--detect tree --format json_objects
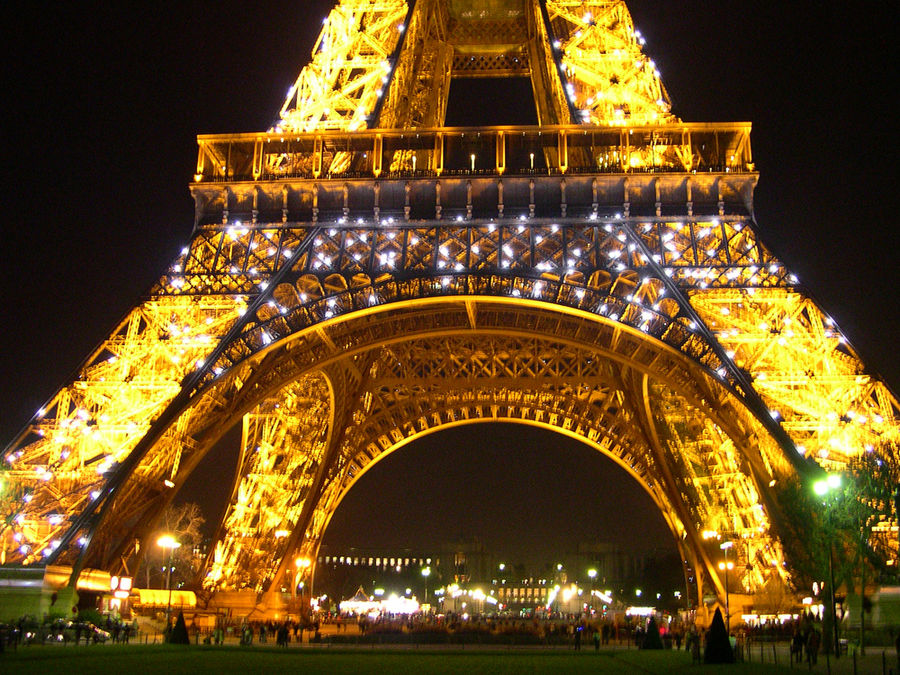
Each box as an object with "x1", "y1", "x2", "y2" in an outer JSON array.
[
  {"x1": 774, "y1": 444, "x2": 900, "y2": 656},
  {"x1": 169, "y1": 610, "x2": 190, "y2": 645},
  {"x1": 775, "y1": 445, "x2": 899, "y2": 595},
  {"x1": 773, "y1": 476, "x2": 829, "y2": 593},
  {"x1": 640, "y1": 616, "x2": 663, "y2": 649},
  {"x1": 754, "y1": 575, "x2": 792, "y2": 617},
  {"x1": 703, "y1": 607, "x2": 734, "y2": 664},
  {"x1": 136, "y1": 502, "x2": 206, "y2": 589}
]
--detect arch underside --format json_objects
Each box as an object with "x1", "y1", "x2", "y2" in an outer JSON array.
[
  {"x1": 76, "y1": 299, "x2": 793, "y2": 605},
  {"x1": 4, "y1": 218, "x2": 896, "y2": 603},
  {"x1": 3, "y1": 0, "x2": 898, "y2": 622},
  {"x1": 207, "y1": 326, "x2": 786, "y2": 602}
]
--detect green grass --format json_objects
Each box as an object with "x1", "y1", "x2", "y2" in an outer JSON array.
[{"x1": 1, "y1": 644, "x2": 794, "y2": 674}]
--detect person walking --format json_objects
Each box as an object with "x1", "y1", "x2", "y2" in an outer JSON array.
[{"x1": 807, "y1": 628, "x2": 820, "y2": 666}]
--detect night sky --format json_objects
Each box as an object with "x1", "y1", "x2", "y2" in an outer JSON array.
[{"x1": 5, "y1": 2, "x2": 897, "y2": 565}]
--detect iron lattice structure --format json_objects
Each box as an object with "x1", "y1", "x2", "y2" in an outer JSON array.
[{"x1": 2, "y1": 0, "x2": 897, "y2": 613}]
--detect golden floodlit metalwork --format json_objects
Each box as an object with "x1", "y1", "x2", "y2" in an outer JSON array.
[{"x1": 2, "y1": 0, "x2": 897, "y2": 619}]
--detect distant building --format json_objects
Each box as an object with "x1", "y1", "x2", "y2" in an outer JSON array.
[{"x1": 316, "y1": 539, "x2": 677, "y2": 612}]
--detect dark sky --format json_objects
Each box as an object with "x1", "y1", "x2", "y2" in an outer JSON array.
[{"x1": 4, "y1": 2, "x2": 897, "y2": 563}]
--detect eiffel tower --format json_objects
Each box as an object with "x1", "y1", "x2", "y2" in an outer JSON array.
[{"x1": 2, "y1": 0, "x2": 897, "y2": 619}]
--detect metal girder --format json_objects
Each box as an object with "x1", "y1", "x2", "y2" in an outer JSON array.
[
  {"x1": 4, "y1": 210, "x2": 896, "y2": 584},
  {"x1": 196, "y1": 326, "x2": 787, "y2": 596},
  {"x1": 2, "y1": 0, "x2": 897, "y2": 619},
  {"x1": 544, "y1": 1, "x2": 675, "y2": 125},
  {"x1": 277, "y1": 1, "x2": 410, "y2": 133},
  {"x1": 276, "y1": 0, "x2": 674, "y2": 131}
]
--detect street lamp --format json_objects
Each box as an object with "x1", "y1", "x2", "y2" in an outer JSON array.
[
  {"x1": 295, "y1": 556, "x2": 311, "y2": 600},
  {"x1": 588, "y1": 569, "x2": 597, "y2": 613},
  {"x1": 156, "y1": 534, "x2": 181, "y2": 637},
  {"x1": 421, "y1": 566, "x2": 431, "y2": 609},
  {"x1": 814, "y1": 473, "x2": 842, "y2": 659},
  {"x1": 719, "y1": 541, "x2": 734, "y2": 633}
]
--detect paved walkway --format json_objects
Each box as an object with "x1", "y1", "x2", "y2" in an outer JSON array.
[{"x1": 740, "y1": 640, "x2": 898, "y2": 675}]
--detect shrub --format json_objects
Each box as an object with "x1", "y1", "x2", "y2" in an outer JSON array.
[
  {"x1": 704, "y1": 608, "x2": 734, "y2": 664},
  {"x1": 169, "y1": 611, "x2": 190, "y2": 645}
]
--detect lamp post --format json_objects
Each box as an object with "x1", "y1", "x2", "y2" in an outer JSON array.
[
  {"x1": 156, "y1": 534, "x2": 181, "y2": 637},
  {"x1": 421, "y1": 566, "x2": 431, "y2": 610},
  {"x1": 893, "y1": 487, "x2": 900, "y2": 562},
  {"x1": 295, "y1": 556, "x2": 311, "y2": 598},
  {"x1": 588, "y1": 569, "x2": 597, "y2": 612},
  {"x1": 718, "y1": 541, "x2": 734, "y2": 633},
  {"x1": 814, "y1": 473, "x2": 843, "y2": 659}
]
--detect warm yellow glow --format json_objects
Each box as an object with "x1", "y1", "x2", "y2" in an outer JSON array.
[
  {"x1": 3, "y1": 0, "x2": 897, "y2": 615},
  {"x1": 1, "y1": 296, "x2": 243, "y2": 565},
  {"x1": 157, "y1": 535, "x2": 181, "y2": 550},
  {"x1": 277, "y1": 1, "x2": 407, "y2": 133},
  {"x1": 132, "y1": 588, "x2": 196, "y2": 607}
]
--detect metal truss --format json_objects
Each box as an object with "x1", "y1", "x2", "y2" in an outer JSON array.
[
  {"x1": 3, "y1": 210, "x2": 896, "y2": 599},
  {"x1": 277, "y1": 0, "x2": 409, "y2": 133},
  {"x1": 690, "y1": 291, "x2": 898, "y2": 465},
  {"x1": 0, "y1": 297, "x2": 245, "y2": 565},
  {"x1": 275, "y1": 0, "x2": 675, "y2": 132},
  {"x1": 1, "y1": 0, "x2": 897, "y2": 619},
  {"x1": 377, "y1": 0, "x2": 453, "y2": 130},
  {"x1": 205, "y1": 374, "x2": 331, "y2": 591},
  {"x1": 545, "y1": 1, "x2": 675, "y2": 125}
]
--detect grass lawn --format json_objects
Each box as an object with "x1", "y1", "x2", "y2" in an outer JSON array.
[{"x1": 2, "y1": 644, "x2": 794, "y2": 673}]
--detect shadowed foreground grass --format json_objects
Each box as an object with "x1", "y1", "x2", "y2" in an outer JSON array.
[{"x1": 2, "y1": 644, "x2": 794, "y2": 674}]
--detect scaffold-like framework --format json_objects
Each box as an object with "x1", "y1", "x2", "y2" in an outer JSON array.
[{"x1": 2, "y1": 0, "x2": 897, "y2": 616}]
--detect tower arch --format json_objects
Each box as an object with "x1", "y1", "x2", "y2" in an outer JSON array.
[
  {"x1": 66, "y1": 296, "x2": 790, "y2": 611},
  {"x1": 2, "y1": 1, "x2": 897, "y2": 622}
]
